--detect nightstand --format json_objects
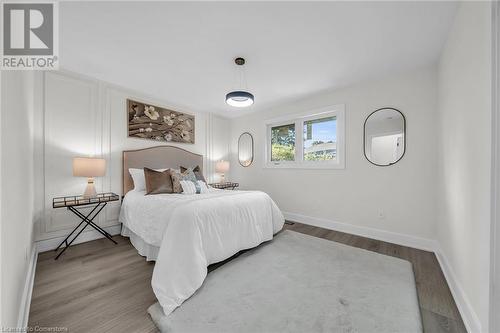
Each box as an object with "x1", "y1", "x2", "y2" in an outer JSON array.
[
  {"x1": 52, "y1": 192, "x2": 119, "y2": 260},
  {"x1": 209, "y1": 182, "x2": 239, "y2": 190}
]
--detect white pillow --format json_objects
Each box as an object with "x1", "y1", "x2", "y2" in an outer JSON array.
[
  {"x1": 129, "y1": 168, "x2": 167, "y2": 192},
  {"x1": 198, "y1": 180, "x2": 210, "y2": 194},
  {"x1": 180, "y1": 180, "x2": 197, "y2": 195}
]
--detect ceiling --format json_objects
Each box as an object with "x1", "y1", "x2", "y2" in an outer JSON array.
[{"x1": 60, "y1": 1, "x2": 457, "y2": 118}]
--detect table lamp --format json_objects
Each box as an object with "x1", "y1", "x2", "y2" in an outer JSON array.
[
  {"x1": 73, "y1": 157, "x2": 106, "y2": 198},
  {"x1": 215, "y1": 160, "x2": 230, "y2": 183}
]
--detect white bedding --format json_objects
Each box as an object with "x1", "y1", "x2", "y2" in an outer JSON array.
[{"x1": 119, "y1": 189, "x2": 284, "y2": 316}]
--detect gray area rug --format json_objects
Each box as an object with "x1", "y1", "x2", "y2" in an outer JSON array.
[{"x1": 148, "y1": 230, "x2": 422, "y2": 333}]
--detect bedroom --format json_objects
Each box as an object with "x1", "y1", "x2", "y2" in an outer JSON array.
[{"x1": 0, "y1": 1, "x2": 498, "y2": 333}]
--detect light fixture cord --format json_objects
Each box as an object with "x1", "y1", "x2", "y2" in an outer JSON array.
[
  {"x1": 239, "y1": 65, "x2": 243, "y2": 89},
  {"x1": 243, "y1": 63, "x2": 248, "y2": 90},
  {"x1": 232, "y1": 58, "x2": 249, "y2": 91},
  {"x1": 232, "y1": 61, "x2": 241, "y2": 90}
]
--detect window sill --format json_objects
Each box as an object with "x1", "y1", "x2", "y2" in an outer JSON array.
[{"x1": 264, "y1": 163, "x2": 345, "y2": 170}]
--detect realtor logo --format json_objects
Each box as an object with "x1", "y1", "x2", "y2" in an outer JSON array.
[{"x1": 1, "y1": 2, "x2": 58, "y2": 70}]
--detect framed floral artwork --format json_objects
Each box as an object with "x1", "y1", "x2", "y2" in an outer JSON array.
[{"x1": 127, "y1": 99, "x2": 195, "y2": 144}]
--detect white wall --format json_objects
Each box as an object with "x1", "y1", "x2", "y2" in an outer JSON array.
[
  {"x1": 230, "y1": 67, "x2": 438, "y2": 244},
  {"x1": 437, "y1": 2, "x2": 492, "y2": 332},
  {"x1": 1, "y1": 71, "x2": 36, "y2": 328},
  {"x1": 35, "y1": 71, "x2": 229, "y2": 242},
  {"x1": 0, "y1": 69, "x2": 2, "y2": 331},
  {"x1": 492, "y1": 4, "x2": 500, "y2": 332}
]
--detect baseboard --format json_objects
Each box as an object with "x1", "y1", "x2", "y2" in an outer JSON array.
[
  {"x1": 434, "y1": 246, "x2": 481, "y2": 333},
  {"x1": 35, "y1": 224, "x2": 122, "y2": 253},
  {"x1": 17, "y1": 247, "x2": 37, "y2": 329},
  {"x1": 283, "y1": 212, "x2": 437, "y2": 252}
]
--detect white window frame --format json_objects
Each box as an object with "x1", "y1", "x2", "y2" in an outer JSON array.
[{"x1": 264, "y1": 105, "x2": 345, "y2": 169}]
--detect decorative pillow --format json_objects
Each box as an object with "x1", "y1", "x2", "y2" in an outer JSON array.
[
  {"x1": 169, "y1": 169, "x2": 191, "y2": 193},
  {"x1": 129, "y1": 168, "x2": 167, "y2": 191},
  {"x1": 185, "y1": 169, "x2": 202, "y2": 193},
  {"x1": 197, "y1": 180, "x2": 210, "y2": 194},
  {"x1": 180, "y1": 165, "x2": 206, "y2": 183},
  {"x1": 144, "y1": 168, "x2": 173, "y2": 195},
  {"x1": 182, "y1": 168, "x2": 196, "y2": 182},
  {"x1": 180, "y1": 180, "x2": 197, "y2": 195}
]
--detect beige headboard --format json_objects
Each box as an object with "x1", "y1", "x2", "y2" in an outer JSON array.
[{"x1": 122, "y1": 145, "x2": 203, "y2": 195}]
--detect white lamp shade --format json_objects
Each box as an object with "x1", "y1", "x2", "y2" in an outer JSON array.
[
  {"x1": 73, "y1": 157, "x2": 106, "y2": 177},
  {"x1": 215, "y1": 160, "x2": 230, "y2": 173}
]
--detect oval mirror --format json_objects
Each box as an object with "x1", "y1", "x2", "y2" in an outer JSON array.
[
  {"x1": 238, "y1": 132, "x2": 254, "y2": 167},
  {"x1": 364, "y1": 108, "x2": 406, "y2": 166}
]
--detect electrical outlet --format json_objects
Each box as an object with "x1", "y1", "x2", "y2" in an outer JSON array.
[{"x1": 378, "y1": 209, "x2": 385, "y2": 219}]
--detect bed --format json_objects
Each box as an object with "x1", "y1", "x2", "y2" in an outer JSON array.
[{"x1": 118, "y1": 146, "x2": 285, "y2": 316}]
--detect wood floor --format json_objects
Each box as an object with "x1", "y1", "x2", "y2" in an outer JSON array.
[{"x1": 29, "y1": 222, "x2": 466, "y2": 333}]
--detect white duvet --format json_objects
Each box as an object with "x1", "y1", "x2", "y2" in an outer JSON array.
[{"x1": 119, "y1": 189, "x2": 284, "y2": 316}]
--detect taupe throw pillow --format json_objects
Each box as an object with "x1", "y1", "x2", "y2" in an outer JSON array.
[
  {"x1": 144, "y1": 168, "x2": 173, "y2": 195},
  {"x1": 180, "y1": 165, "x2": 206, "y2": 183},
  {"x1": 169, "y1": 169, "x2": 190, "y2": 193}
]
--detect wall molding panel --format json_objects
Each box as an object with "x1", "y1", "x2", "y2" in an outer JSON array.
[
  {"x1": 43, "y1": 72, "x2": 101, "y2": 234},
  {"x1": 35, "y1": 70, "x2": 228, "y2": 242}
]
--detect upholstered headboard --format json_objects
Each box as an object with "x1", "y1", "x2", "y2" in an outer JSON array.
[{"x1": 122, "y1": 146, "x2": 203, "y2": 195}]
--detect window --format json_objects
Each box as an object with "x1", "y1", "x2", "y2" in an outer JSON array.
[
  {"x1": 303, "y1": 116, "x2": 336, "y2": 161},
  {"x1": 265, "y1": 105, "x2": 345, "y2": 169},
  {"x1": 271, "y1": 123, "x2": 295, "y2": 162}
]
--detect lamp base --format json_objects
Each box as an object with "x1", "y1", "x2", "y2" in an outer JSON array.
[
  {"x1": 83, "y1": 178, "x2": 97, "y2": 198},
  {"x1": 219, "y1": 174, "x2": 225, "y2": 184}
]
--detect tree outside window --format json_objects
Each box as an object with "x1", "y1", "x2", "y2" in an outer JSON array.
[{"x1": 271, "y1": 124, "x2": 295, "y2": 161}]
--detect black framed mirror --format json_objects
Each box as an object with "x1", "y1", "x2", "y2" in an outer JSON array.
[
  {"x1": 238, "y1": 132, "x2": 254, "y2": 167},
  {"x1": 364, "y1": 108, "x2": 406, "y2": 166}
]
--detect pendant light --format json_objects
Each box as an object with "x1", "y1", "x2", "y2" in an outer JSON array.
[{"x1": 226, "y1": 57, "x2": 254, "y2": 107}]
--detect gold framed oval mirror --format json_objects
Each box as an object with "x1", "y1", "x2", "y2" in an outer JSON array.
[{"x1": 238, "y1": 132, "x2": 254, "y2": 167}]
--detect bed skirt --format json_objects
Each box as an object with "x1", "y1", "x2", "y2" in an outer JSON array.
[{"x1": 121, "y1": 225, "x2": 160, "y2": 261}]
